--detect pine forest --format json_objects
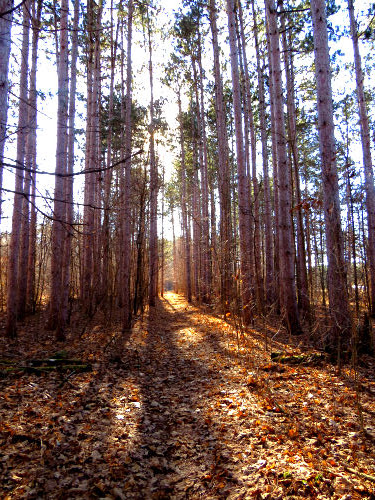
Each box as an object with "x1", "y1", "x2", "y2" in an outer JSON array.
[{"x1": 1, "y1": 0, "x2": 375, "y2": 497}]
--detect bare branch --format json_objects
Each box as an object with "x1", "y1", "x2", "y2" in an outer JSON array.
[
  {"x1": 0, "y1": 0, "x2": 27, "y2": 18},
  {"x1": 2, "y1": 149, "x2": 143, "y2": 178}
]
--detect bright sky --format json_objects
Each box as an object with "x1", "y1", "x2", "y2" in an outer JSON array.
[{"x1": 1, "y1": 0, "x2": 374, "y2": 237}]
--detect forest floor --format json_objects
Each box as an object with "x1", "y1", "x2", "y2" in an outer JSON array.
[{"x1": 1, "y1": 292, "x2": 375, "y2": 499}]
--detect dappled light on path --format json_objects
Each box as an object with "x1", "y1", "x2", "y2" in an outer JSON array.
[{"x1": 1, "y1": 293, "x2": 375, "y2": 498}]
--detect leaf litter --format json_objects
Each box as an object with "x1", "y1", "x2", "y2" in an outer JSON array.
[{"x1": 0, "y1": 292, "x2": 375, "y2": 499}]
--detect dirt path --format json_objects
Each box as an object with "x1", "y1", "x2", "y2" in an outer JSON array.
[{"x1": 1, "y1": 293, "x2": 375, "y2": 499}]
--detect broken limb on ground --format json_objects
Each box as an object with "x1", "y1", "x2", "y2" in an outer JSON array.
[{"x1": 1, "y1": 292, "x2": 375, "y2": 499}]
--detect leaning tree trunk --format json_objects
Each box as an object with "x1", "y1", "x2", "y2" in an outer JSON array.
[
  {"x1": 265, "y1": 0, "x2": 302, "y2": 335},
  {"x1": 0, "y1": 0, "x2": 13, "y2": 225},
  {"x1": 6, "y1": 2, "x2": 30, "y2": 338},
  {"x1": 310, "y1": 0, "x2": 351, "y2": 353},
  {"x1": 347, "y1": 0, "x2": 375, "y2": 317}
]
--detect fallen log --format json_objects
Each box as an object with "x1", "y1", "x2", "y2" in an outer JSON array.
[
  {"x1": 271, "y1": 352, "x2": 327, "y2": 365},
  {"x1": 0, "y1": 359, "x2": 92, "y2": 378}
]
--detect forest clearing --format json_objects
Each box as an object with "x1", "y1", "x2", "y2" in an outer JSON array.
[{"x1": 1, "y1": 292, "x2": 375, "y2": 499}]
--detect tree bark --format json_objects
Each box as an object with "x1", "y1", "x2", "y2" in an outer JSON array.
[
  {"x1": 47, "y1": 0, "x2": 69, "y2": 338},
  {"x1": 82, "y1": 0, "x2": 102, "y2": 316},
  {"x1": 196, "y1": 24, "x2": 211, "y2": 303},
  {"x1": 226, "y1": 0, "x2": 253, "y2": 324},
  {"x1": 347, "y1": 0, "x2": 375, "y2": 317},
  {"x1": 0, "y1": 0, "x2": 13, "y2": 225},
  {"x1": 122, "y1": 0, "x2": 133, "y2": 330},
  {"x1": 60, "y1": 0, "x2": 79, "y2": 331},
  {"x1": 265, "y1": 0, "x2": 301, "y2": 334},
  {"x1": 18, "y1": 0, "x2": 42, "y2": 320},
  {"x1": 102, "y1": 0, "x2": 119, "y2": 306},
  {"x1": 237, "y1": 0, "x2": 263, "y2": 314},
  {"x1": 6, "y1": 2, "x2": 30, "y2": 337},
  {"x1": 208, "y1": 0, "x2": 232, "y2": 314},
  {"x1": 147, "y1": 5, "x2": 158, "y2": 308},
  {"x1": 280, "y1": 4, "x2": 310, "y2": 321},
  {"x1": 252, "y1": 0, "x2": 275, "y2": 307},
  {"x1": 310, "y1": 0, "x2": 351, "y2": 352},
  {"x1": 178, "y1": 88, "x2": 192, "y2": 303}
]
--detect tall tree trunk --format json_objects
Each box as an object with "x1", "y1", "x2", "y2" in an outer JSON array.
[
  {"x1": 82, "y1": 0, "x2": 94, "y2": 312},
  {"x1": 310, "y1": 0, "x2": 351, "y2": 352},
  {"x1": 266, "y1": 10, "x2": 280, "y2": 312},
  {"x1": 117, "y1": 18, "x2": 126, "y2": 308},
  {"x1": 122, "y1": 0, "x2": 133, "y2": 330},
  {"x1": 147, "y1": 5, "x2": 158, "y2": 308},
  {"x1": 346, "y1": 168, "x2": 360, "y2": 316},
  {"x1": 47, "y1": 0, "x2": 69, "y2": 338},
  {"x1": 191, "y1": 122, "x2": 201, "y2": 302},
  {"x1": 82, "y1": 0, "x2": 102, "y2": 316},
  {"x1": 237, "y1": 0, "x2": 263, "y2": 313},
  {"x1": 347, "y1": 0, "x2": 375, "y2": 317},
  {"x1": 18, "y1": 0, "x2": 42, "y2": 320},
  {"x1": 226, "y1": 0, "x2": 253, "y2": 324},
  {"x1": 178, "y1": 88, "x2": 192, "y2": 303},
  {"x1": 25, "y1": 0, "x2": 42, "y2": 315},
  {"x1": 280, "y1": 5, "x2": 310, "y2": 321},
  {"x1": 265, "y1": 0, "x2": 301, "y2": 334},
  {"x1": 171, "y1": 206, "x2": 177, "y2": 293},
  {"x1": 252, "y1": 0, "x2": 275, "y2": 306},
  {"x1": 0, "y1": 0, "x2": 13, "y2": 225},
  {"x1": 60, "y1": 0, "x2": 79, "y2": 330},
  {"x1": 209, "y1": 0, "x2": 232, "y2": 314},
  {"x1": 196, "y1": 26, "x2": 211, "y2": 303},
  {"x1": 102, "y1": 0, "x2": 119, "y2": 306},
  {"x1": 6, "y1": 2, "x2": 30, "y2": 337},
  {"x1": 210, "y1": 174, "x2": 217, "y2": 292},
  {"x1": 160, "y1": 165, "x2": 165, "y2": 297}
]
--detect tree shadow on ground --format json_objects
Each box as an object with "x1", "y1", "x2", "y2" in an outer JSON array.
[{"x1": 119, "y1": 295, "x2": 241, "y2": 498}]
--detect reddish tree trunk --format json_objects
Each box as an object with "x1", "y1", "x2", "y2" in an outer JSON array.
[
  {"x1": 252, "y1": 0, "x2": 275, "y2": 306},
  {"x1": 347, "y1": 0, "x2": 375, "y2": 317},
  {"x1": 18, "y1": 0, "x2": 42, "y2": 319},
  {"x1": 280, "y1": 5, "x2": 310, "y2": 320},
  {"x1": 122, "y1": 0, "x2": 133, "y2": 330},
  {"x1": 6, "y1": 3, "x2": 30, "y2": 337},
  {"x1": 178, "y1": 89, "x2": 192, "y2": 303},
  {"x1": 0, "y1": 0, "x2": 13, "y2": 225},
  {"x1": 226, "y1": 0, "x2": 253, "y2": 324},
  {"x1": 196, "y1": 29, "x2": 211, "y2": 303},
  {"x1": 147, "y1": 5, "x2": 158, "y2": 308},
  {"x1": 60, "y1": 0, "x2": 79, "y2": 330},
  {"x1": 237, "y1": 0, "x2": 263, "y2": 313},
  {"x1": 47, "y1": 0, "x2": 69, "y2": 338},
  {"x1": 310, "y1": 0, "x2": 351, "y2": 351},
  {"x1": 265, "y1": 0, "x2": 301, "y2": 334},
  {"x1": 209, "y1": 0, "x2": 232, "y2": 314}
]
